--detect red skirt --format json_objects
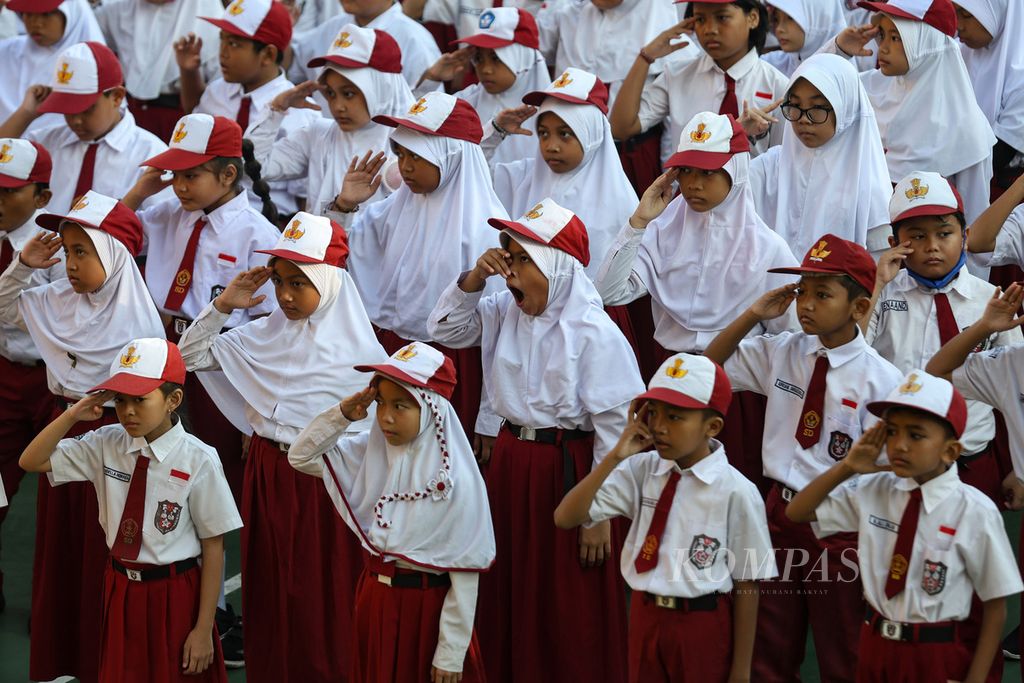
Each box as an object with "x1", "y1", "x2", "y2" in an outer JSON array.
[
  {"x1": 127, "y1": 95, "x2": 185, "y2": 143},
  {"x1": 616, "y1": 124, "x2": 665, "y2": 197},
  {"x1": 29, "y1": 401, "x2": 118, "y2": 683},
  {"x1": 351, "y1": 566, "x2": 487, "y2": 682},
  {"x1": 241, "y1": 434, "x2": 364, "y2": 682},
  {"x1": 100, "y1": 560, "x2": 228, "y2": 683},
  {"x1": 477, "y1": 429, "x2": 628, "y2": 683}
]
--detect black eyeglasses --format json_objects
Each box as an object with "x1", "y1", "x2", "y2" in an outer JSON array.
[{"x1": 780, "y1": 104, "x2": 834, "y2": 124}]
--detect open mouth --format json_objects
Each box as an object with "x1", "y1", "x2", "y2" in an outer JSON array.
[{"x1": 508, "y1": 285, "x2": 525, "y2": 303}]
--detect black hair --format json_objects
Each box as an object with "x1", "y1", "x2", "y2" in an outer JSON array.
[
  {"x1": 158, "y1": 381, "x2": 184, "y2": 398},
  {"x1": 891, "y1": 212, "x2": 967, "y2": 240},
  {"x1": 207, "y1": 142, "x2": 279, "y2": 224},
  {"x1": 251, "y1": 39, "x2": 285, "y2": 66},
  {"x1": 33, "y1": 182, "x2": 50, "y2": 193},
  {"x1": 684, "y1": 0, "x2": 770, "y2": 53},
  {"x1": 835, "y1": 273, "x2": 871, "y2": 301},
  {"x1": 701, "y1": 408, "x2": 725, "y2": 422},
  {"x1": 885, "y1": 406, "x2": 958, "y2": 441}
]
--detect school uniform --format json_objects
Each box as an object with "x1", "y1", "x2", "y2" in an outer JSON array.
[
  {"x1": 179, "y1": 213, "x2": 387, "y2": 683},
  {"x1": 975, "y1": 205, "x2": 1024, "y2": 268},
  {"x1": 760, "y1": 0, "x2": 848, "y2": 77},
  {"x1": 424, "y1": 0, "x2": 545, "y2": 38}
]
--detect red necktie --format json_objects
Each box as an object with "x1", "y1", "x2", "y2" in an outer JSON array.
[
  {"x1": 0, "y1": 238, "x2": 13, "y2": 273},
  {"x1": 110, "y1": 455, "x2": 150, "y2": 560},
  {"x1": 885, "y1": 488, "x2": 922, "y2": 598},
  {"x1": 236, "y1": 95, "x2": 252, "y2": 132},
  {"x1": 933, "y1": 293, "x2": 960, "y2": 346},
  {"x1": 796, "y1": 354, "x2": 829, "y2": 449},
  {"x1": 163, "y1": 218, "x2": 206, "y2": 312},
  {"x1": 634, "y1": 470, "x2": 681, "y2": 573},
  {"x1": 73, "y1": 143, "x2": 98, "y2": 203},
  {"x1": 718, "y1": 73, "x2": 739, "y2": 119}
]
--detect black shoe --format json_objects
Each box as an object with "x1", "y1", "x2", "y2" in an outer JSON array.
[
  {"x1": 1003, "y1": 625, "x2": 1020, "y2": 660},
  {"x1": 217, "y1": 605, "x2": 245, "y2": 669}
]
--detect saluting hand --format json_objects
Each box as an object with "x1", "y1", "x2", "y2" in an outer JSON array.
[
  {"x1": 642, "y1": 18, "x2": 693, "y2": 61},
  {"x1": 978, "y1": 282, "x2": 1024, "y2": 334},
  {"x1": 493, "y1": 104, "x2": 538, "y2": 137},
  {"x1": 610, "y1": 400, "x2": 654, "y2": 462},
  {"x1": 18, "y1": 232, "x2": 62, "y2": 270},
  {"x1": 270, "y1": 80, "x2": 322, "y2": 113},
  {"x1": 631, "y1": 169, "x2": 679, "y2": 229},
  {"x1": 835, "y1": 23, "x2": 880, "y2": 58},
  {"x1": 841, "y1": 422, "x2": 891, "y2": 475},
  {"x1": 67, "y1": 391, "x2": 115, "y2": 422},
  {"x1": 340, "y1": 385, "x2": 377, "y2": 422},
  {"x1": 749, "y1": 283, "x2": 799, "y2": 321},
  {"x1": 336, "y1": 150, "x2": 387, "y2": 211},
  {"x1": 214, "y1": 267, "x2": 272, "y2": 314},
  {"x1": 875, "y1": 240, "x2": 912, "y2": 288},
  {"x1": 173, "y1": 33, "x2": 204, "y2": 73}
]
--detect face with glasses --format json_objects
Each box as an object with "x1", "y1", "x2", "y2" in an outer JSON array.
[
  {"x1": 782, "y1": 78, "x2": 836, "y2": 149},
  {"x1": 471, "y1": 48, "x2": 517, "y2": 95}
]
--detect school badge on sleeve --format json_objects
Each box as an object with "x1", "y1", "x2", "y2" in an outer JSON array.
[
  {"x1": 689, "y1": 534, "x2": 721, "y2": 570},
  {"x1": 921, "y1": 560, "x2": 947, "y2": 595},
  {"x1": 155, "y1": 500, "x2": 183, "y2": 534},
  {"x1": 828, "y1": 431, "x2": 853, "y2": 460}
]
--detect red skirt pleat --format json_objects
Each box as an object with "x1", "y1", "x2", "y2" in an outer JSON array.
[
  {"x1": 477, "y1": 430, "x2": 628, "y2": 683},
  {"x1": 616, "y1": 124, "x2": 665, "y2": 197},
  {"x1": 241, "y1": 434, "x2": 363, "y2": 682},
  {"x1": 29, "y1": 404, "x2": 118, "y2": 683},
  {"x1": 351, "y1": 568, "x2": 487, "y2": 682},
  {"x1": 604, "y1": 304, "x2": 640, "y2": 365},
  {"x1": 99, "y1": 562, "x2": 228, "y2": 683}
]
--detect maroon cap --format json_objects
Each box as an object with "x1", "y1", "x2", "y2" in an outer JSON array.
[
  {"x1": 256, "y1": 212, "x2": 349, "y2": 268},
  {"x1": 307, "y1": 25, "x2": 403, "y2": 73},
  {"x1": 5, "y1": 0, "x2": 64, "y2": 12},
  {"x1": 355, "y1": 342, "x2": 458, "y2": 401},
  {"x1": 857, "y1": 0, "x2": 958, "y2": 37},
  {"x1": 37, "y1": 42, "x2": 124, "y2": 115},
  {"x1": 373, "y1": 92, "x2": 484, "y2": 145},
  {"x1": 769, "y1": 233, "x2": 877, "y2": 294},
  {"x1": 90, "y1": 338, "x2": 187, "y2": 396},
  {"x1": 665, "y1": 112, "x2": 749, "y2": 171},
  {"x1": 36, "y1": 191, "x2": 145, "y2": 257},
  {"x1": 454, "y1": 8, "x2": 540, "y2": 50},
  {"x1": 489, "y1": 197, "x2": 591, "y2": 267},
  {"x1": 522, "y1": 68, "x2": 609, "y2": 115},
  {"x1": 201, "y1": 0, "x2": 293, "y2": 53},
  {"x1": 0, "y1": 139, "x2": 52, "y2": 188},
  {"x1": 142, "y1": 114, "x2": 243, "y2": 171}
]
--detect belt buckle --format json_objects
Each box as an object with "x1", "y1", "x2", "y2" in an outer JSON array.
[
  {"x1": 880, "y1": 619, "x2": 903, "y2": 640},
  {"x1": 126, "y1": 568, "x2": 143, "y2": 582},
  {"x1": 376, "y1": 574, "x2": 392, "y2": 587},
  {"x1": 174, "y1": 318, "x2": 189, "y2": 336},
  {"x1": 518, "y1": 427, "x2": 537, "y2": 442},
  {"x1": 654, "y1": 595, "x2": 677, "y2": 609},
  {"x1": 781, "y1": 487, "x2": 795, "y2": 503}
]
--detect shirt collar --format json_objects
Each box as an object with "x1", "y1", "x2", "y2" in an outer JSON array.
[
  {"x1": 701, "y1": 48, "x2": 761, "y2": 80},
  {"x1": 891, "y1": 268, "x2": 973, "y2": 296},
  {"x1": 188, "y1": 191, "x2": 251, "y2": 233},
  {"x1": 59, "y1": 108, "x2": 136, "y2": 152},
  {"x1": 365, "y1": 2, "x2": 400, "y2": 27},
  {"x1": 126, "y1": 418, "x2": 186, "y2": 463},
  {"x1": 805, "y1": 326, "x2": 868, "y2": 369},
  {"x1": 893, "y1": 463, "x2": 960, "y2": 514},
  {"x1": 653, "y1": 439, "x2": 727, "y2": 484},
  {"x1": 235, "y1": 70, "x2": 290, "y2": 111}
]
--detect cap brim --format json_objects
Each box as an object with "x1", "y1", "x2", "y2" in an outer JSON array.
[
  {"x1": 141, "y1": 148, "x2": 216, "y2": 171},
  {"x1": 371, "y1": 114, "x2": 440, "y2": 136},
  {"x1": 88, "y1": 373, "x2": 165, "y2": 397},
  {"x1": 453, "y1": 35, "x2": 515, "y2": 49},
  {"x1": 636, "y1": 387, "x2": 718, "y2": 412},
  {"x1": 856, "y1": 0, "x2": 919, "y2": 20},
  {"x1": 308, "y1": 55, "x2": 369, "y2": 69},
  {"x1": 892, "y1": 204, "x2": 962, "y2": 224},
  {"x1": 522, "y1": 91, "x2": 587, "y2": 108},
  {"x1": 665, "y1": 150, "x2": 732, "y2": 171},
  {"x1": 200, "y1": 16, "x2": 254, "y2": 39},
  {"x1": 866, "y1": 399, "x2": 961, "y2": 437},
  {"x1": 353, "y1": 364, "x2": 432, "y2": 391},
  {"x1": 255, "y1": 248, "x2": 323, "y2": 264},
  {"x1": 0, "y1": 174, "x2": 33, "y2": 189},
  {"x1": 36, "y1": 213, "x2": 100, "y2": 232},
  {"x1": 766, "y1": 265, "x2": 841, "y2": 278},
  {"x1": 37, "y1": 91, "x2": 101, "y2": 115},
  {"x1": 486, "y1": 217, "x2": 549, "y2": 243},
  {"x1": 6, "y1": 0, "x2": 62, "y2": 10}
]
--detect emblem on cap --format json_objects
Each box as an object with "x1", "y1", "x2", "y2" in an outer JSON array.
[
  {"x1": 525, "y1": 203, "x2": 544, "y2": 220},
  {"x1": 0, "y1": 144, "x2": 11, "y2": 164},
  {"x1": 552, "y1": 71, "x2": 573, "y2": 89},
  {"x1": 899, "y1": 373, "x2": 923, "y2": 394},
  {"x1": 283, "y1": 219, "x2": 305, "y2": 241},
  {"x1": 479, "y1": 10, "x2": 495, "y2": 28},
  {"x1": 665, "y1": 358, "x2": 688, "y2": 379},
  {"x1": 228, "y1": 0, "x2": 244, "y2": 15},
  {"x1": 689, "y1": 123, "x2": 711, "y2": 143},
  {"x1": 56, "y1": 62, "x2": 74, "y2": 85},
  {"x1": 119, "y1": 345, "x2": 141, "y2": 368},
  {"x1": 395, "y1": 344, "x2": 417, "y2": 362},
  {"x1": 809, "y1": 240, "x2": 831, "y2": 262},
  {"x1": 71, "y1": 196, "x2": 89, "y2": 211},
  {"x1": 408, "y1": 98, "x2": 428, "y2": 115},
  {"x1": 333, "y1": 31, "x2": 352, "y2": 48},
  {"x1": 172, "y1": 122, "x2": 188, "y2": 144},
  {"x1": 905, "y1": 178, "x2": 929, "y2": 200}
]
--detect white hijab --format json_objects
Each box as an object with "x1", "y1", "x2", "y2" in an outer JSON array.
[
  {"x1": 636, "y1": 153, "x2": 798, "y2": 343},
  {"x1": 956, "y1": 0, "x2": 1024, "y2": 152},
  {"x1": 764, "y1": 0, "x2": 848, "y2": 77},
  {"x1": 20, "y1": 226, "x2": 164, "y2": 396},
  {"x1": 321, "y1": 380, "x2": 495, "y2": 571},
  {"x1": 751, "y1": 54, "x2": 891, "y2": 254},
  {"x1": 861, "y1": 16, "x2": 995, "y2": 178},
  {"x1": 457, "y1": 42, "x2": 550, "y2": 167},
  {"x1": 347, "y1": 126, "x2": 506, "y2": 341},
  {"x1": 485, "y1": 232, "x2": 644, "y2": 426},
  {"x1": 493, "y1": 98, "x2": 638, "y2": 279},
  {"x1": 198, "y1": 263, "x2": 387, "y2": 434}
]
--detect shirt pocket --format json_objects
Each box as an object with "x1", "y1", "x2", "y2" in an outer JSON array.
[
  {"x1": 144, "y1": 480, "x2": 190, "y2": 540},
  {"x1": 918, "y1": 542, "x2": 956, "y2": 598},
  {"x1": 677, "y1": 519, "x2": 731, "y2": 584},
  {"x1": 821, "y1": 411, "x2": 862, "y2": 464}
]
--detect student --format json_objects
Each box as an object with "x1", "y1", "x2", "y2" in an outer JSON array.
[
  {"x1": 335, "y1": 90, "x2": 505, "y2": 436},
  {"x1": 494, "y1": 68, "x2": 639, "y2": 280},
  {"x1": 762, "y1": 0, "x2": 847, "y2": 77},
  {"x1": 749, "y1": 53, "x2": 891, "y2": 256},
  {"x1": 966, "y1": 172, "x2": 1024, "y2": 266},
  {"x1": 0, "y1": 190, "x2": 163, "y2": 683},
  {"x1": 0, "y1": 41, "x2": 169, "y2": 214},
  {"x1": 832, "y1": 0, "x2": 995, "y2": 224},
  {"x1": 703, "y1": 233, "x2": 903, "y2": 681},
  {"x1": 0, "y1": 0, "x2": 104, "y2": 132},
  {"x1": 289, "y1": 342, "x2": 494, "y2": 683},
  {"x1": 177, "y1": 212, "x2": 387, "y2": 683},
  {"x1": 420, "y1": 8, "x2": 548, "y2": 169},
  {"x1": 405, "y1": 0, "x2": 547, "y2": 40},
  {"x1": 0, "y1": 138, "x2": 60, "y2": 613},
  {"x1": 554, "y1": 353, "x2": 777, "y2": 682},
  {"x1": 953, "y1": 0, "x2": 1024, "y2": 191},
  {"x1": 95, "y1": 0, "x2": 221, "y2": 141},
  {"x1": 610, "y1": 0, "x2": 787, "y2": 168},
  {"x1": 428, "y1": 198, "x2": 645, "y2": 683},
  {"x1": 247, "y1": 24, "x2": 413, "y2": 216},
  {"x1": 787, "y1": 371, "x2": 1023, "y2": 683},
  {"x1": 19, "y1": 337, "x2": 242, "y2": 683}
]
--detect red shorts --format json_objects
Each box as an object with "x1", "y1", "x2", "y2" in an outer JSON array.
[{"x1": 628, "y1": 591, "x2": 733, "y2": 683}]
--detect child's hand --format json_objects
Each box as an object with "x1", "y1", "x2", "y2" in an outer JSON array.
[
  {"x1": 270, "y1": 80, "x2": 322, "y2": 113},
  {"x1": 749, "y1": 283, "x2": 798, "y2": 321},
  {"x1": 67, "y1": 391, "x2": 114, "y2": 422},
  {"x1": 18, "y1": 232, "x2": 62, "y2": 270},
  {"x1": 841, "y1": 422, "x2": 891, "y2": 474},
  {"x1": 473, "y1": 433, "x2": 495, "y2": 464},
  {"x1": 473, "y1": 247, "x2": 513, "y2": 280},
  {"x1": 19, "y1": 84, "x2": 51, "y2": 117},
  {"x1": 340, "y1": 385, "x2": 376, "y2": 421},
  {"x1": 978, "y1": 283, "x2": 1024, "y2": 334},
  {"x1": 337, "y1": 151, "x2": 386, "y2": 210},
  {"x1": 835, "y1": 23, "x2": 879, "y2": 58},
  {"x1": 173, "y1": 33, "x2": 204, "y2": 73},
  {"x1": 876, "y1": 241, "x2": 912, "y2": 287},
  {"x1": 739, "y1": 97, "x2": 782, "y2": 139},
  {"x1": 131, "y1": 167, "x2": 173, "y2": 201},
  {"x1": 642, "y1": 18, "x2": 693, "y2": 61},
  {"x1": 421, "y1": 48, "x2": 472, "y2": 83},
  {"x1": 611, "y1": 400, "x2": 654, "y2": 461},
  {"x1": 181, "y1": 626, "x2": 214, "y2": 674},
  {"x1": 213, "y1": 267, "x2": 272, "y2": 314},
  {"x1": 1001, "y1": 471, "x2": 1024, "y2": 511},
  {"x1": 579, "y1": 519, "x2": 611, "y2": 567},
  {"x1": 431, "y1": 667, "x2": 464, "y2": 683},
  {"x1": 630, "y1": 169, "x2": 679, "y2": 229},
  {"x1": 493, "y1": 104, "x2": 538, "y2": 137}
]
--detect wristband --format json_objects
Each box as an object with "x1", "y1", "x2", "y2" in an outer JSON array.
[
  {"x1": 491, "y1": 119, "x2": 509, "y2": 140},
  {"x1": 638, "y1": 49, "x2": 655, "y2": 65}
]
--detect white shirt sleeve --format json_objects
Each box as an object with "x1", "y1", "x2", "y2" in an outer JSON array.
[
  {"x1": 432, "y1": 571, "x2": 479, "y2": 673},
  {"x1": 177, "y1": 302, "x2": 232, "y2": 371},
  {"x1": 246, "y1": 109, "x2": 312, "y2": 183},
  {"x1": 427, "y1": 280, "x2": 486, "y2": 348},
  {"x1": 591, "y1": 401, "x2": 630, "y2": 466},
  {"x1": 722, "y1": 334, "x2": 778, "y2": 395},
  {"x1": 49, "y1": 431, "x2": 109, "y2": 486},
  {"x1": 595, "y1": 223, "x2": 649, "y2": 306},
  {"x1": 0, "y1": 258, "x2": 31, "y2": 330},
  {"x1": 536, "y1": 7, "x2": 560, "y2": 66},
  {"x1": 985, "y1": 206, "x2": 1024, "y2": 268},
  {"x1": 287, "y1": 402, "x2": 353, "y2": 479},
  {"x1": 636, "y1": 69, "x2": 671, "y2": 135},
  {"x1": 962, "y1": 502, "x2": 1024, "y2": 601},
  {"x1": 813, "y1": 478, "x2": 862, "y2": 536},
  {"x1": 727, "y1": 478, "x2": 778, "y2": 580},
  {"x1": 187, "y1": 459, "x2": 244, "y2": 538},
  {"x1": 587, "y1": 457, "x2": 641, "y2": 523},
  {"x1": 952, "y1": 346, "x2": 1019, "y2": 410}
]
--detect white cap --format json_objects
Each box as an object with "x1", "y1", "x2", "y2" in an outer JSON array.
[
  {"x1": 867, "y1": 370, "x2": 968, "y2": 437},
  {"x1": 889, "y1": 171, "x2": 964, "y2": 223},
  {"x1": 90, "y1": 338, "x2": 186, "y2": 396},
  {"x1": 636, "y1": 353, "x2": 733, "y2": 416}
]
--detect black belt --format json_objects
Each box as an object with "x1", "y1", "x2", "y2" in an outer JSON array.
[
  {"x1": 111, "y1": 557, "x2": 199, "y2": 582},
  {"x1": 502, "y1": 422, "x2": 593, "y2": 494},
  {"x1": 643, "y1": 592, "x2": 721, "y2": 612},
  {"x1": 773, "y1": 481, "x2": 799, "y2": 503},
  {"x1": 864, "y1": 605, "x2": 957, "y2": 643},
  {"x1": 370, "y1": 569, "x2": 451, "y2": 589}
]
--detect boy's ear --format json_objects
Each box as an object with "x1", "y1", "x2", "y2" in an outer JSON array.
[
  {"x1": 34, "y1": 188, "x2": 53, "y2": 208},
  {"x1": 260, "y1": 44, "x2": 280, "y2": 66},
  {"x1": 942, "y1": 438, "x2": 963, "y2": 465},
  {"x1": 705, "y1": 415, "x2": 725, "y2": 439},
  {"x1": 105, "y1": 86, "x2": 126, "y2": 108},
  {"x1": 851, "y1": 293, "x2": 873, "y2": 321},
  {"x1": 888, "y1": 234, "x2": 898, "y2": 248}
]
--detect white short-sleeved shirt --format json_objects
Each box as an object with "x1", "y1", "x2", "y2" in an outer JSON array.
[
  {"x1": 868, "y1": 270, "x2": 1022, "y2": 454},
  {"x1": 725, "y1": 329, "x2": 903, "y2": 490},
  {"x1": 638, "y1": 49, "x2": 789, "y2": 163},
  {"x1": 27, "y1": 111, "x2": 169, "y2": 214},
  {"x1": 816, "y1": 465, "x2": 1022, "y2": 622},
  {"x1": 49, "y1": 420, "x2": 243, "y2": 564},
  {"x1": 953, "y1": 345, "x2": 1024, "y2": 478},
  {"x1": 974, "y1": 205, "x2": 1024, "y2": 268},
  {"x1": 137, "y1": 192, "x2": 278, "y2": 326},
  {"x1": 588, "y1": 444, "x2": 778, "y2": 597},
  {"x1": 423, "y1": 0, "x2": 549, "y2": 38}
]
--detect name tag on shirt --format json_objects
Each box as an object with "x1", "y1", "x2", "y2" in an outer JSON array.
[
  {"x1": 880, "y1": 300, "x2": 909, "y2": 312},
  {"x1": 774, "y1": 378, "x2": 805, "y2": 399},
  {"x1": 104, "y1": 466, "x2": 131, "y2": 482}
]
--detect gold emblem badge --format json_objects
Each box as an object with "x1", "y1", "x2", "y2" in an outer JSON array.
[
  {"x1": 904, "y1": 178, "x2": 929, "y2": 200},
  {"x1": 665, "y1": 358, "x2": 688, "y2": 379},
  {"x1": 408, "y1": 97, "x2": 428, "y2": 115},
  {"x1": 552, "y1": 71, "x2": 573, "y2": 89},
  {"x1": 172, "y1": 122, "x2": 188, "y2": 144},
  {"x1": 333, "y1": 31, "x2": 352, "y2": 48},
  {"x1": 802, "y1": 410, "x2": 820, "y2": 431},
  {"x1": 175, "y1": 270, "x2": 191, "y2": 291},
  {"x1": 689, "y1": 122, "x2": 711, "y2": 143},
  {"x1": 524, "y1": 203, "x2": 544, "y2": 220},
  {"x1": 640, "y1": 534, "x2": 658, "y2": 561},
  {"x1": 809, "y1": 240, "x2": 831, "y2": 262},
  {"x1": 0, "y1": 144, "x2": 12, "y2": 164},
  {"x1": 899, "y1": 373, "x2": 922, "y2": 394},
  {"x1": 228, "y1": 0, "x2": 244, "y2": 15},
  {"x1": 56, "y1": 62, "x2": 74, "y2": 85},
  {"x1": 889, "y1": 553, "x2": 908, "y2": 580},
  {"x1": 283, "y1": 219, "x2": 304, "y2": 241},
  {"x1": 395, "y1": 344, "x2": 417, "y2": 362},
  {"x1": 119, "y1": 345, "x2": 141, "y2": 368}
]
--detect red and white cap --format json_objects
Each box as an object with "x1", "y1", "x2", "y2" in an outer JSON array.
[
  {"x1": 488, "y1": 197, "x2": 590, "y2": 266},
  {"x1": 5, "y1": 0, "x2": 63, "y2": 12},
  {"x1": 373, "y1": 91, "x2": 483, "y2": 144},
  {"x1": 665, "y1": 111, "x2": 749, "y2": 170},
  {"x1": 0, "y1": 138, "x2": 52, "y2": 188},
  {"x1": 89, "y1": 338, "x2": 186, "y2": 396},
  {"x1": 636, "y1": 353, "x2": 733, "y2": 417},
  {"x1": 522, "y1": 68, "x2": 609, "y2": 114},
  {"x1": 36, "y1": 190, "x2": 144, "y2": 256},
  {"x1": 37, "y1": 42, "x2": 124, "y2": 115},
  {"x1": 858, "y1": 0, "x2": 957, "y2": 36},
  {"x1": 141, "y1": 114, "x2": 243, "y2": 171},
  {"x1": 201, "y1": 0, "x2": 292, "y2": 53},
  {"x1": 355, "y1": 342, "x2": 457, "y2": 401},
  {"x1": 769, "y1": 233, "x2": 877, "y2": 294},
  {"x1": 454, "y1": 8, "x2": 539, "y2": 49},
  {"x1": 889, "y1": 171, "x2": 964, "y2": 223},
  {"x1": 256, "y1": 212, "x2": 349, "y2": 267},
  {"x1": 867, "y1": 370, "x2": 968, "y2": 438},
  {"x1": 307, "y1": 24, "x2": 402, "y2": 73}
]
